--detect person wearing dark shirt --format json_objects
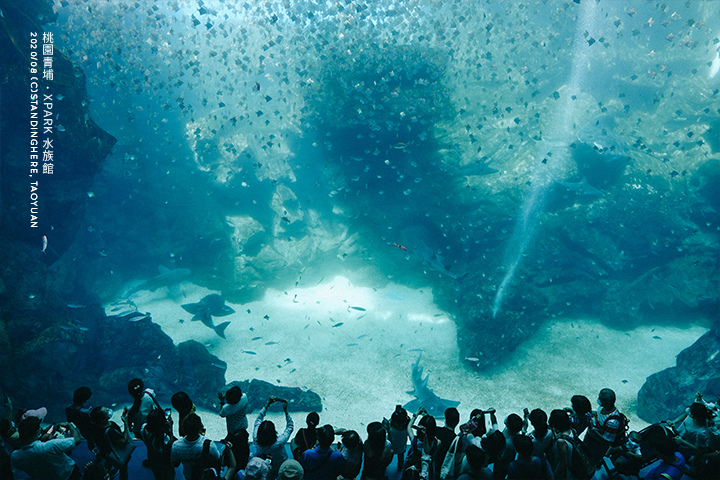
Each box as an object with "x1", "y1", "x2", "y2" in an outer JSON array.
[
  {"x1": 566, "y1": 395, "x2": 592, "y2": 437},
  {"x1": 300, "y1": 425, "x2": 344, "y2": 480},
  {"x1": 435, "y1": 407, "x2": 459, "y2": 477},
  {"x1": 644, "y1": 436, "x2": 685, "y2": 480},
  {"x1": 292, "y1": 412, "x2": 319, "y2": 460},
  {"x1": 506, "y1": 435, "x2": 553, "y2": 480},
  {"x1": 65, "y1": 386, "x2": 94, "y2": 449},
  {"x1": 90, "y1": 406, "x2": 132, "y2": 480}
]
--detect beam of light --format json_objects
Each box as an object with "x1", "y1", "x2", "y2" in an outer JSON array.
[{"x1": 492, "y1": 0, "x2": 599, "y2": 318}]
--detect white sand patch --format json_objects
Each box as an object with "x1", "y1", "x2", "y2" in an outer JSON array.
[{"x1": 121, "y1": 275, "x2": 707, "y2": 440}]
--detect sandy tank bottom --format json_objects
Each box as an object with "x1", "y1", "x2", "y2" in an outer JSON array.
[{"x1": 122, "y1": 273, "x2": 707, "y2": 440}]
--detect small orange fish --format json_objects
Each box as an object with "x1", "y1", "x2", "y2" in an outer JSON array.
[{"x1": 393, "y1": 243, "x2": 407, "y2": 251}]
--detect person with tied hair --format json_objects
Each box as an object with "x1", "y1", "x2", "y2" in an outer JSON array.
[
  {"x1": 502, "y1": 413, "x2": 525, "y2": 466},
  {"x1": 127, "y1": 378, "x2": 161, "y2": 439},
  {"x1": 11, "y1": 416, "x2": 82, "y2": 480},
  {"x1": 253, "y1": 396, "x2": 294, "y2": 480},
  {"x1": 299, "y1": 425, "x2": 345, "y2": 480},
  {"x1": 406, "y1": 410, "x2": 439, "y2": 480},
  {"x1": 292, "y1": 412, "x2": 319, "y2": 460}
]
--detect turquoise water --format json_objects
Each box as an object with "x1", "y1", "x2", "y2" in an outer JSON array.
[{"x1": 43, "y1": 0, "x2": 719, "y2": 422}]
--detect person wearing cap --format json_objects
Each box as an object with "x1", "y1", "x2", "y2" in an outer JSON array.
[
  {"x1": 278, "y1": 459, "x2": 303, "y2": 480},
  {"x1": 241, "y1": 456, "x2": 270, "y2": 480},
  {"x1": 10, "y1": 416, "x2": 82, "y2": 480},
  {"x1": 21, "y1": 407, "x2": 48, "y2": 422}
]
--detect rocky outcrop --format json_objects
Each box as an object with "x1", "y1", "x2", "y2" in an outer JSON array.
[
  {"x1": 637, "y1": 321, "x2": 720, "y2": 424},
  {"x1": 220, "y1": 380, "x2": 323, "y2": 413},
  {"x1": 0, "y1": 0, "x2": 226, "y2": 422},
  {"x1": 0, "y1": 300, "x2": 227, "y2": 423}
]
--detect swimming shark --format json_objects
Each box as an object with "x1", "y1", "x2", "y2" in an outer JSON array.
[
  {"x1": 403, "y1": 353, "x2": 460, "y2": 417},
  {"x1": 125, "y1": 266, "x2": 191, "y2": 296},
  {"x1": 181, "y1": 294, "x2": 234, "y2": 338},
  {"x1": 412, "y1": 237, "x2": 468, "y2": 281},
  {"x1": 451, "y1": 159, "x2": 499, "y2": 176}
]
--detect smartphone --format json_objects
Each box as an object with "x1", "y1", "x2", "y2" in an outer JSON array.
[{"x1": 164, "y1": 408, "x2": 171, "y2": 419}]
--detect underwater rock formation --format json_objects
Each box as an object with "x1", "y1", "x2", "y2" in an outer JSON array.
[
  {"x1": 0, "y1": 300, "x2": 227, "y2": 422},
  {"x1": 0, "y1": 1, "x2": 225, "y2": 420},
  {"x1": 0, "y1": 1, "x2": 116, "y2": 265},
  {"x1": 637, "y1": 320, "x2": 720, "y2": 424},
  {"x1": 221, "y1": 380, "x2": 323, "y2": 412}
]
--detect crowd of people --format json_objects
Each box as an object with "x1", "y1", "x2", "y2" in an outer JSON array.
[{"x1": 1, "y1": 381, "x2": 719, "y2": 480}]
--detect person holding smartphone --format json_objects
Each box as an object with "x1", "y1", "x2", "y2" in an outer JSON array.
[
  {"x1": 11, "y1": 417, "x2": 82, "y2": 480},
  {"x1": 253, "y1": 397, "x2": 294, "y2": 480}
]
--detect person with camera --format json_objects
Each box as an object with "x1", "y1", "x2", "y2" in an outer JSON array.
[
  {"x1": 141, "y1": 408, "x2": 177, "y2": 480},
  {"x1": 10, "y1": 417, "x2": 82, "y2": 480},
  {"x1": 460, "y1": 409, "x2": 497, "y2": 452},
  {"x1": 90, "y1": 405, "x2": 133, "y2": 480},
  {"x1": 253, "y1": 396, "x2": 294, "y2": 480},
  {"x1": 407, "y1": 408, "x2": 439, "y2": 480}
]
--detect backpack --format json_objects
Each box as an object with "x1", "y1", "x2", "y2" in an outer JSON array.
[
  {"x1": 191, "y1": 439, "x2": 222, "y2": 480},
  {"x1": 557, "y1": 433, "x2": 595, "y2": 480},
  {"x1": 606, "y1": 412, "x2": 629, "y2": 447},
  {"x1": 104, "y1": 424, "x2": 136, "y2": 469}
]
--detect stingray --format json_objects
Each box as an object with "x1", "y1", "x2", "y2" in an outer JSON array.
[
  {"x1": 182, "y1": 294, "x2": 235, "y2": 317},
  {"x1": 181, "y1": 294, "x2": 235, "y2": 338},
  {"x1": 403, "y1": 353, "x2": 460, "y2": 417}
]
